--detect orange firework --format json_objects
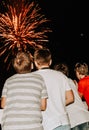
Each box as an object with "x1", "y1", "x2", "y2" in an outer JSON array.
[{"x1": 0, "y1": 0, "x2": 52, "y2": 69}]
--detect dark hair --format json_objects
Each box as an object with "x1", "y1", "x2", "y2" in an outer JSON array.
[
  {"x1": 34, "y1": 48, "x2": 51, "y2": 65},
  {"x1": 54, "y1": 63, "x2": 69, "y2": 77}
]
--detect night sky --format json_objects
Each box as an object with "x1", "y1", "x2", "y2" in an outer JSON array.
[
  {"x1": 39, "y1": 0, "x2": 89, "y2": 75},
  {"x1": 0, "y1": 0, "x2": 89, "y2": 95}
]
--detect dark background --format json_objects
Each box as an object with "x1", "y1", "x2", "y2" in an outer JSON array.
[
  {"x1": 39, "y1": 0, "x2": 89, "y2": 76},
  {"x1": 0, "y1": 0, "x2": 89, "y2": 95}
]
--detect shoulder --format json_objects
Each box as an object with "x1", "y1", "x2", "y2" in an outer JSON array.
[
  {"x1": 5, "y1": 74, "x2": 17, "y2": 82},
  {"x1": 79, "y1": 76, "x2": 89, "y2": 83},
  {"x1": 31, "y1": 71, "x2": 45, "y2": 81},
  {"x1": 79, "y1": 76, "x2": 89, "y2": 86}
]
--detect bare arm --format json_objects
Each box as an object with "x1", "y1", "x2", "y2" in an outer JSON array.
[
  {"x1": 78, "y1": 92, "x2": 86, "y2": 101},
  {"x1": 1, "y1": 97, "x2": 6, "y2": 109},
  {"x1": 65, "y1": 90, "x2": 74, "y2": 106},
  {"x1": 78, "y1": 92, "x2": 83, "y2": 98},
  {"x1": 41, "y1": 98, "x2": 47, "y2": 111}
]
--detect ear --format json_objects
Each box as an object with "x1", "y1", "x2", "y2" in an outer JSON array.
[
  {"x1": 49, "y1": 59, "x2": 52, "y2": 66},
  {"x1": 34, "y1": 60, "x2": 39, "y2": 68},
  {"x1": 31, "y1": 62, "x2": 34, "y2": 70},
  {"x1": 34, "y1": 60, "x2": 37, "y2": 66}
]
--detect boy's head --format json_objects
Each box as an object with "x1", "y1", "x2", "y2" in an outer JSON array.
[
  {"x1": 13, "y1": 51, "x2": 32, "y2": 73},
  {"x1": 34, "y1": 48, "x2": 52, "y2": 69},
  {"x1": 54, "y1": 63, "x2": 69, "y2": 77},
  {"x1": 74, "y1": 62, "x2": 88, "y2": 80}
]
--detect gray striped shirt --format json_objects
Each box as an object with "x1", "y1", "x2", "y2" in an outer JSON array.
[{"x1": 1, "y1": 73, "x2": 48, "y2": 130}]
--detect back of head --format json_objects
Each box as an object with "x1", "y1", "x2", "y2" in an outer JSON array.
[
  {"x1": 74, "y1": 62, "x2": 88, "y2": 75},
  {"x1": 13, "y1": 51, "x2": 31, "y2": 74},
  {"x1": 54, "y1": 63, "x2": 69, "y2": 77},
  {"x1": 34, "y1": 48, "x2": 51, "y2": 66}
]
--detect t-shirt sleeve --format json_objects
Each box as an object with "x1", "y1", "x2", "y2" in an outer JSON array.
[
  {"x1": 41, "y1": 79, "x2": 48, "y2": 99},
  {"x1": 1, "y1": 81, "x2": 8, "y2": 98},
  {"x1": 64, "y1": 76, "x2": 72, "y2": 91}
]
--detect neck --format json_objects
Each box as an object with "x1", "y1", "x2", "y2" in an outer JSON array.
[{"x1": 39, "y1": 66, "x2": 49, "y2": 69}]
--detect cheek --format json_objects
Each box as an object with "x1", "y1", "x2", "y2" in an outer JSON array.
[
  {"x1": 76, "y1": 72, "x2": 80, "y2": 79},
  {"x1": 77, "y1": 74, "x2": 81, "y2": 80}
]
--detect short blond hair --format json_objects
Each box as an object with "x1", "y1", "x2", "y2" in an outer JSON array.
[
  {"x1": 13, "y1": 52, "x2": 31, "y2": 73},
  {"x1": 74, "y1": 62, "x2": 88, "y2": 75}
]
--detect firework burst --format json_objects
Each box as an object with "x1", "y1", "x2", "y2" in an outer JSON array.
[{"x1": 0, "y1": 0, "x2": 52, "y2": 69}]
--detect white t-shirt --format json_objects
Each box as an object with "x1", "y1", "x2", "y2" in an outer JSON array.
[
  {"x1": 66, "y1": 78, "x2": 89, "y2": 128},
  {"x1": 34, "y1": 69, "x2": 72, "y2": 130}
]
